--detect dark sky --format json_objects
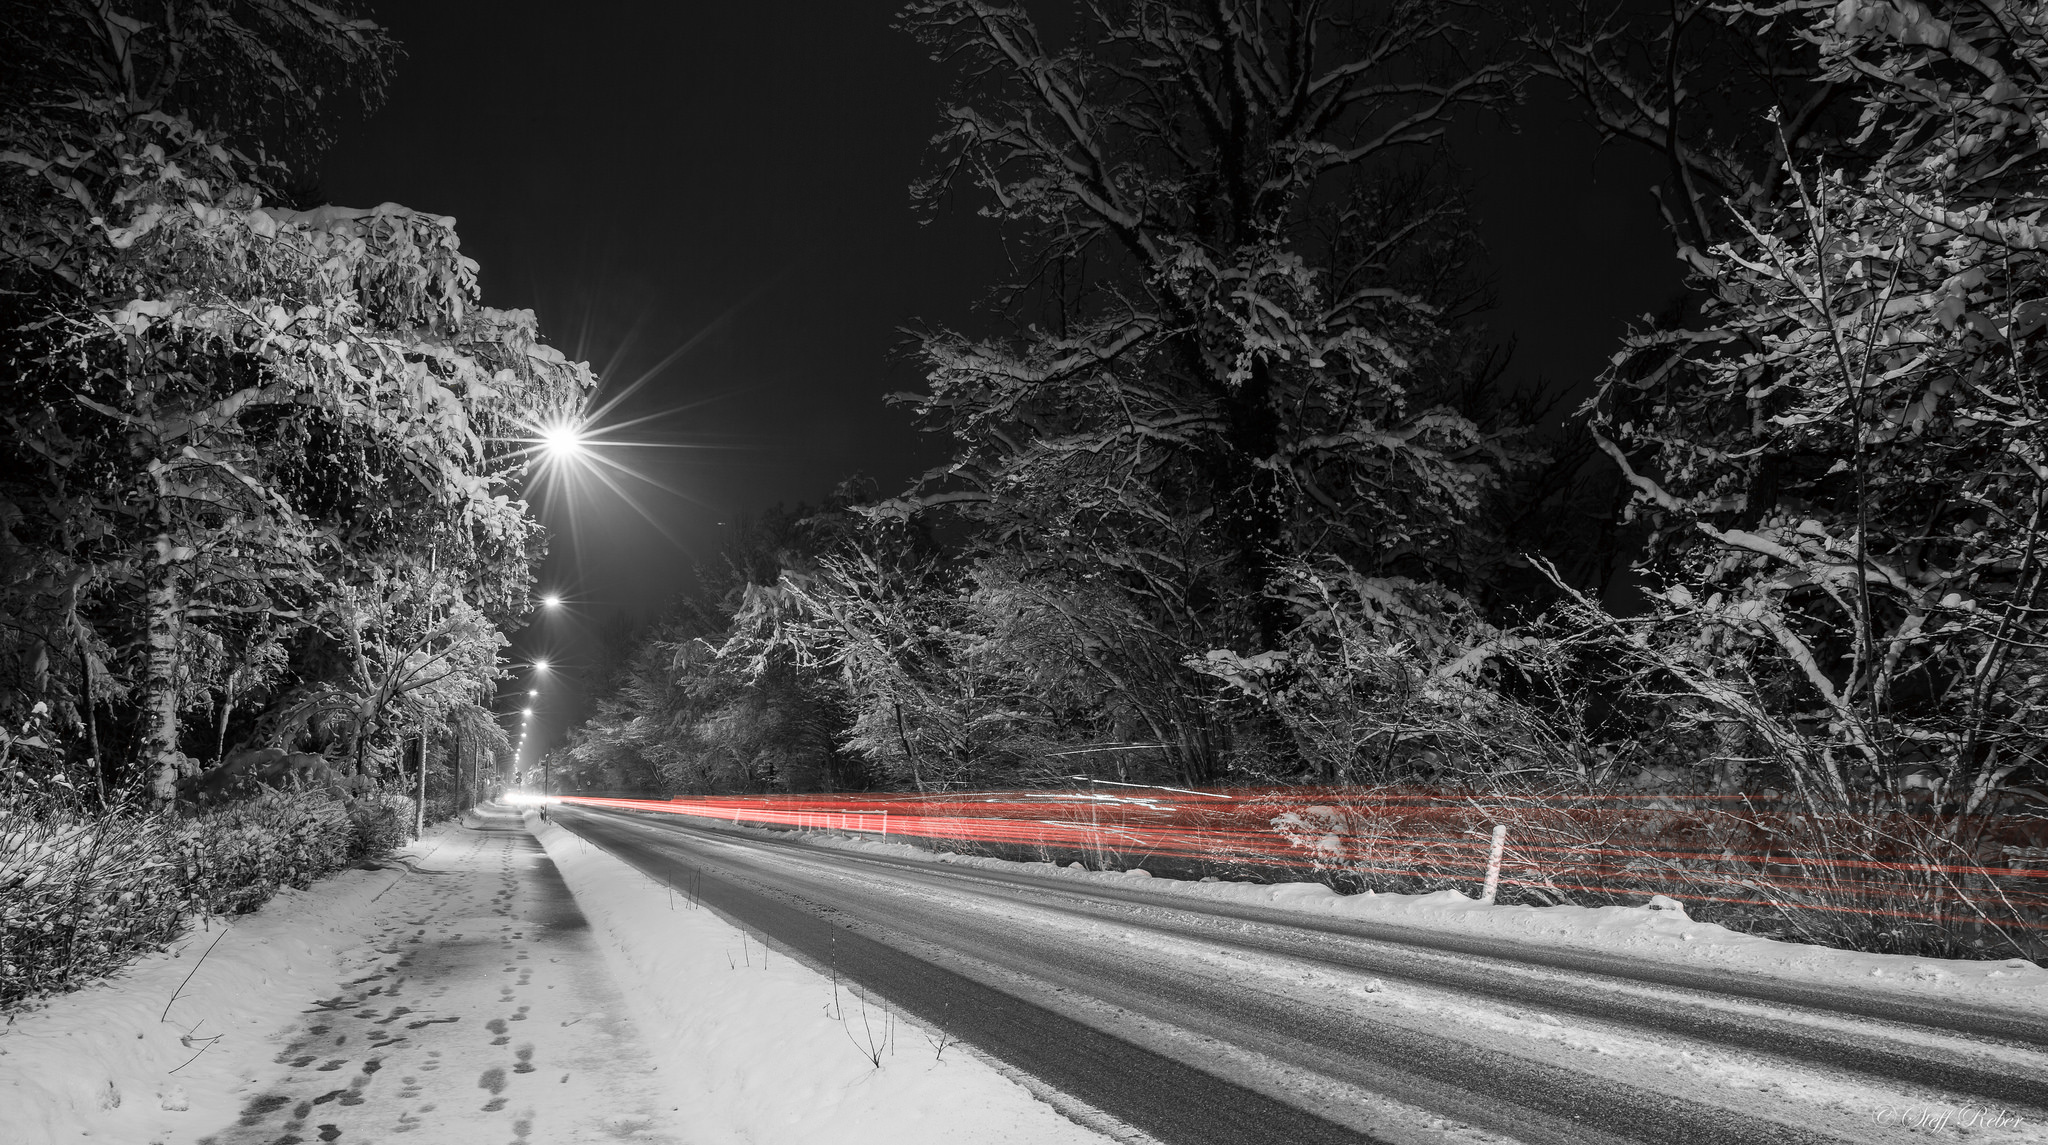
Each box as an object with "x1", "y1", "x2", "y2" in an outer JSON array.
[{"x1": 320, "y1": 3, "x2": 1682, "y2": 755}]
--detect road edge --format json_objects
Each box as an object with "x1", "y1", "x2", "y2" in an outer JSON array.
[{"x1": 529, "y1": 809, "x2": 1151, "y2": 1145}]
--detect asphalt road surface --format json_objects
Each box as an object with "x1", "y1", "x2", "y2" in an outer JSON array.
[{"x1": 551, "y1": 804, "x2": 2048, "y2": 1145}]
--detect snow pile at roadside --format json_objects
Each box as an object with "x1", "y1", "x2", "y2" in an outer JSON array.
[
  {"x1": 761, "y1": 825, "x2": 2048, "y2": 1018},
  {"x1": 1, "y1": 825, "x2": 462, "y2": 1145},
  {"x1": 529, "y1": 813, "x2": 1111, "y2": 1145}
]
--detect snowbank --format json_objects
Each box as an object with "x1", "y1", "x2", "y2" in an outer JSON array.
[
  {"x1": 530, "y1": 812, "x2": 1112, "y2": 1145},
  {"x1": 1, "y1": 822, "x2": 465, "y2": 1145},
  {"x1": 785, "y1": 828, "x2": 2048, "y2": 1018}
]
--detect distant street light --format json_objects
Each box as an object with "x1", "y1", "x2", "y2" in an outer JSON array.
[
  {"x1": 528, "y1": 689, "x2": 537, "y2": 697},
  {"x1": 533, "y1": 658, "x2": 550, "y2": 672},
  {"x1": 541, "y1": 594, "x2": 563, "y2": 609}
]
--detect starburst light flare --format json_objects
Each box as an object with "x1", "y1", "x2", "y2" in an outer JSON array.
[{"x1": 540, "y1": 421, "x2": 588, "y2": 463}]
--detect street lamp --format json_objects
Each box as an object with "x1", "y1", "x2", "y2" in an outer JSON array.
[
  {"x1": 540, "y1": 421, "x2": 587, "y2": 464},
  {"x1": 541, "y1": 594, "x2": 563, "y2": 609}
]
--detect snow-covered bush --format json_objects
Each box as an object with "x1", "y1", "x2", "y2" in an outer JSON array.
[
  {"x1": 347, "y1": 793, "x2": 416, "y2": 860},
  {"x1": 1258, "y1": 784, "x2": 2047, "y2": 959},
  {"x1": 174, "y1": 790, "x2": 355, "y2": 915},
  {"x1": 0, "y1": 812, "x2": 181, "y2": 1007},
  {"x1": 2, "y1": 787, "x2": 411, "y2": 1009}
]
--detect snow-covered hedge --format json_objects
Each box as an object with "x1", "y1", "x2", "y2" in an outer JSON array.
[{"x1": 0, "y1": 789, "x2": 414, "y2": 1008}]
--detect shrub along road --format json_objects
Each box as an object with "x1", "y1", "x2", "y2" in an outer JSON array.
[{"x1": 552, "y1": 804, "x2": 2048, "y2": 1145}]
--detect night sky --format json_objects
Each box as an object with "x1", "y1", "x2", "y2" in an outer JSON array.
[{"x1": 319, "y1": 3, "x2": 1683, "y2": 752}]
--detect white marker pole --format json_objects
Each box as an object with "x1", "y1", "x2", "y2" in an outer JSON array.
[{"x1": 1480, "y1": 825, "x2": 1508, "y2": 904}]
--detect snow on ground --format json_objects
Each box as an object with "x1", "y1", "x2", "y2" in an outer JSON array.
[
  {"x1": 796, "y1": 838, "x2": 2047, "y2": 1145},
  {"x1": 9, "y1": 808, "x2": 1117, "y2": 1145},
  {"x1": 766, "y1": 824, "x2": 2048, "y2": 1018},
  {"x1": 14, "y1": 798, "x2": 2040, "y2": 1145},
  {"x1": 530, "y1": 810, "x2": 1116, "y2": 1145},
  {"x1": 550, "y1": 807, "x2": 2048, "y2": 1144},
  {"x1": 2, "y1": 821, "x2": 469, "y2": 1144}
]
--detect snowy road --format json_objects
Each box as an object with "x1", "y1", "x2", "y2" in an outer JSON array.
[
  {"x1": 194, "y1": 812, "x2": 683, "y2": 1145},
  {"x1": 553, "y1": 804, "x2": 2048, "y2": 1145}
]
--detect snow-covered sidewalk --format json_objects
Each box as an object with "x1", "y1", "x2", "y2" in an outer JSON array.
[{"x1": 5, "y1": 806, "x2": 684, "y2": 1145}]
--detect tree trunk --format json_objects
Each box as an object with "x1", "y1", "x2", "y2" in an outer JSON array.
[
  {"x1": 415, "y1": 731, "x2": 426, "y2": 838},
  {"x1": 214, "y1": 678, "x2": 236, "y2": 765},
  {"x1": 77, "y1": 635, "x2": 104, "y2": 808},
  {"x1": 145, "y1": 535, "x2": 186, "y2": 801},
  {"x1": 893, "y1": 701, "x2": 923, "y2": 793}
]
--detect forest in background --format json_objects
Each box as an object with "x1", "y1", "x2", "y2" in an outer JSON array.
[{"x1": 549, "y1": 1, "x2": 2048, "y2": 958}]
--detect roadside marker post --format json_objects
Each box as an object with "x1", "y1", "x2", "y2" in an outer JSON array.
[{"x1": 1480, "y1": 825, "x2": 1508, "y2": 904}]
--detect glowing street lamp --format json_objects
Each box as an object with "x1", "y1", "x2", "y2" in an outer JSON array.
[
  {"x1": 533, "y1": 658, "x2": 550, "y2": 672},
  {"x1": 540, "y1": 421, "x2": 588, "y2": 464},
  {"x1": 541, "y1": 594, "x2": 563, "y2": 609}
]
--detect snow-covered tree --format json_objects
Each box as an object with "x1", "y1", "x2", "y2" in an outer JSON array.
[
  {"x1": 724, "y1": 542, "x2": 982, "y2": 790},
  {"x1": 334, "y1": 563, "x2": 508, "y2": 779},
  {"x1": 561, "y1": 506, "x2": 871, "y2": 795},
  {"x1": 1521, "y1": 0, "x2": 1859, "y2": 259},
  {"x1": 895, "y1": 1, "x2": 1516, "y2": 613},
  {"x1": 884, "y1": 0, "x2": 1522, "y2": 780},
  {"x1": 0, "y1": 1, "x2": 590, "y2": 800},
  {"x1": 1566, "y1": 1, "x2": 2048, "y2": 828}
]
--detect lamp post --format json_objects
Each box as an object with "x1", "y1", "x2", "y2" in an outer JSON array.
[
  {"x1": 524, "y1": 609, "x2": 556, "y2": 798},
  {"x1": 521, "y1": 656, "x2": 549, "y2": 797}
]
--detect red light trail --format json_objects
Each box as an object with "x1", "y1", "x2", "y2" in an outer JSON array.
[{"x1": 552, "y1": 787, "x2": 2048, "y2": 933}]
